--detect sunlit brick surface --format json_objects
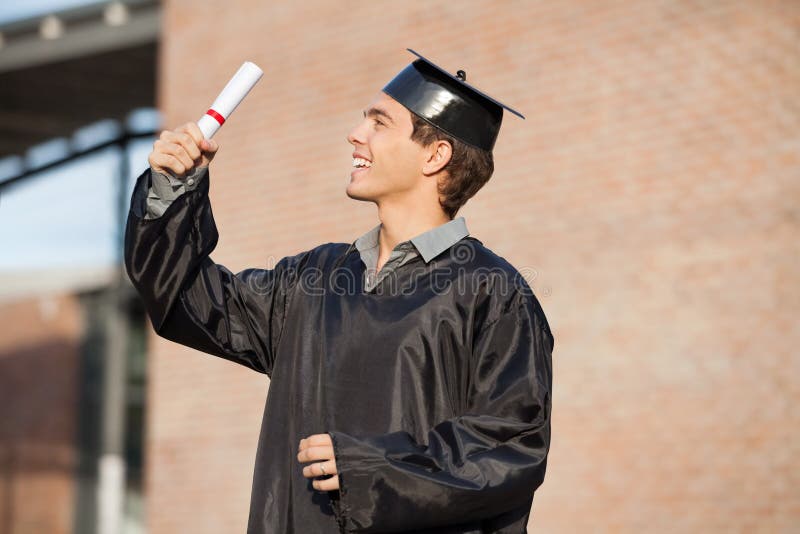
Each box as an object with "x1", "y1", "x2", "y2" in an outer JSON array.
[
  {"x1": 0, "y1": 296, "x2": 81, "y2": 534},
  {"x1": 146, "y1": 1, "x2": 800, "y2": 531}
]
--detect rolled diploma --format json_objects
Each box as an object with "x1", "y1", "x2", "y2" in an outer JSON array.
[{"x1": 197, "y1": 61, "x2": 264, "y2": 139}]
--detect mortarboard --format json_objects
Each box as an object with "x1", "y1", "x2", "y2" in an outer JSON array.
[{"x1": 382, "y1": 48, "x2": 525, "y2": 152}]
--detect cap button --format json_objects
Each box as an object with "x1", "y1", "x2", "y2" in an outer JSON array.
[{"x1": 456, "y1": 70, "x2": 467, "y2": 81}]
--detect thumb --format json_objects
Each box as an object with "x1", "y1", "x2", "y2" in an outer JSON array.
[{"x1": 201, "y1": 139, "x2": 219, "y2": 153}]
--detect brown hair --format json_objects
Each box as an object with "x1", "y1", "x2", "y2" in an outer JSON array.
[{"x1": 409, "y1": 113, "x2": 494, "y2": 219}]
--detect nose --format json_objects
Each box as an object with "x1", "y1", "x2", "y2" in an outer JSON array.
[{"x1": 346, "y1": 118, "x2": 368, "y2": 147}]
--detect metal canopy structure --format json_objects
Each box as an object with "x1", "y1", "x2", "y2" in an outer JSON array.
[
  {"x1": 0, "y1": 0, "x2": 159, "y2": 158},
  {"x1": 0, "y1": 42, "x2": 156, "y2": 157}
]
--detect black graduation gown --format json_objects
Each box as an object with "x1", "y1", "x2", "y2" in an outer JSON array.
[{"x1": 124, "y1": 168, "x2": 554, "y2": 533}]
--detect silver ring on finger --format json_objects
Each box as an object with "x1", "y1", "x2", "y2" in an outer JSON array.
[{"x1": 319, "y1": 463, "x2": 327, "y2": 476}]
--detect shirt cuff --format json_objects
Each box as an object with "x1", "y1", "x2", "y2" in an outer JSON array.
[{"x1": 145, "y1": 166, "x2": 208, "y2": 219}]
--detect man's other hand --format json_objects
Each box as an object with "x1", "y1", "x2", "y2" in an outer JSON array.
[{"x1": 298, "y1": 433, "x2": 340, "y2": 491}]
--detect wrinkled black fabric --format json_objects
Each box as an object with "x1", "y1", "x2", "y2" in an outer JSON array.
[{"x1": 124, "y1": 168, "x2": 554, "y2": 533}]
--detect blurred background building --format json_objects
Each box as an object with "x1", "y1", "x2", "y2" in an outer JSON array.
[
  {"x1": 0, "y1": 0, "x2": 797, "y2": 533},
  {"x1": 0, "y1": 1, "x2": 158, "y2": 533}
]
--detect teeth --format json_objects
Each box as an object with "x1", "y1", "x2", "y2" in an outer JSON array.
[{"x1": 352, "y1": 157, "x2": 372, "y2": 168}]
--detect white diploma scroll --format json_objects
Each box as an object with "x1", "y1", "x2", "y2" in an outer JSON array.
[{"x1": 197, "y1": 61, "x2": 264, "y2": 139}]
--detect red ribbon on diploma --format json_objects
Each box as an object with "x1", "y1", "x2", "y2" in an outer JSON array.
[{"x1": 205, "y1": 109, "x2": 226, "y2": 126}]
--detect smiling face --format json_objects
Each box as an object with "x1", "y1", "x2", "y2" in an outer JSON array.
[{"x1": 345, "y1": 92, "x2": 430, "y2": 204}]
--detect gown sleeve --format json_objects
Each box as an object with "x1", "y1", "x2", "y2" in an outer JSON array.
[
  {"x1": 327, "y1": 288, "x2": 554, "y2": 532},
  {"x1": 124, "y1": 167, "x2": 308, "y2": 377}
]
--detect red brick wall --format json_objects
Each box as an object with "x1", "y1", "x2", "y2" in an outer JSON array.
[
  {"x1": 0, "y1": 295, "x2": 81, "y2": 534},
  {"x1": 149, "y1": 0, "x2": 800, "y2": 531}
]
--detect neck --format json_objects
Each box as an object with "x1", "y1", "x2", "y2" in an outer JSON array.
[{"x1": 375, "y1": 200, "x2": 450, "y2": 259}]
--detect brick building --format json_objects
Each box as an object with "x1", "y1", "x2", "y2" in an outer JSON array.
[{"x1": 1, "y1": 0, "x2": 798, "y2": 532}]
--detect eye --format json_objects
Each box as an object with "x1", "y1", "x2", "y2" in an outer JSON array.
[{"x1": 373, "y1": 118, "x2": 384, "y2": 127}]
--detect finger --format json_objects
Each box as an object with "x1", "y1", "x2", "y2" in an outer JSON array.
[
  {"x1": 150, "y1": 152, "x2": 186, "y2": 176},
  {"x1": 171, "y1": 131, "x2": 202, "y2": 161},
  {"x1": 301, "y1": 460, "x2": 336, "y2": 478},
  {"x1": 179, "y1": 122, "x2": 205, "y2": 147},
  {"x1": 306, "y1": 434, "x2": 333, "y2": 447},
  {"x1": 200, "y1": 138, "x2": 219, "y2": 154},
  {"x1": 159, "y1": 130, "x2": 200, "y2": 162},
  {"x1": 179, "y1": 122, "x2": 218, "y2": 155},
  {"x1": 161, "y1": 141, "x2": 195, "y2": 169},
  {"x1": 297, "y1": 445, "x2": 329, "y2": 462},
  {"x1": 297, "y1": 437, "x2": 314, "y2": 452},
  {"x1": 297, "y1": 445, "x2": 333, "y2": 463},
  {"x1": 312, "y1": 475, "x2": 339, "y2": 492},
  {"x1": 154, "y1": 137, "x2": 193, "y2": 167}
]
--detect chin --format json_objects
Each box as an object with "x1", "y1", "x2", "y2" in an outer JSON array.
[
  {"x1": 346, "y1": 192, "x2": 378, "y2": 204},
  {"x1": 345, "y1": 181, "x2": 377, "y2": 202},
  {"x1": 345, "y1": 183, "x2": 373, "y2": 202}
]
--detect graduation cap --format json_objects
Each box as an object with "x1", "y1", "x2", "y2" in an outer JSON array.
[{"x1": 382, "y1": 48, "x2": 525, "y2": 152}]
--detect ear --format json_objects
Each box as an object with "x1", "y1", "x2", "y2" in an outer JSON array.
[{"x1": 421, "y1": 140, "x2": 452, "y2": 176}]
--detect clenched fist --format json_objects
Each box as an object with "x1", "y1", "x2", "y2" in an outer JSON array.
[
  {"x1": 298, "y1": 434, "x2": 340, "y2": 491},
  {"x1": 149, "y1": 121, "x2": 219, "y2": 178}
]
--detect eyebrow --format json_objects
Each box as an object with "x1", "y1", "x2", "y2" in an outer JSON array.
[{"x1": 363, "y1": 106, "x2": 395, "y2": 125}]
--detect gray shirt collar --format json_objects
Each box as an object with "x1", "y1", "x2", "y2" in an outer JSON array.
[{"x1": 350, "y1": 216, "x2": 469, "y2": 263}]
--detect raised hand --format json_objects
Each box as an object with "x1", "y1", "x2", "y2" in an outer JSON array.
[{"x1": 148, "y1": 121, "x2": 219, "y2": 178}]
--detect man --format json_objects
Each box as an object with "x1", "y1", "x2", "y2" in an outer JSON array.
[{"x1": 125, "y1": 49, "x2": 554, "y2": 533}]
